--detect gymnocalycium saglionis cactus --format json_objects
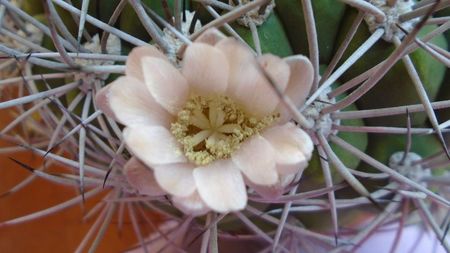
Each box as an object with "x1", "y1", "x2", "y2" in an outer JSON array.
[{"x1": 0, "y1": 0, "x2": 449, "y2": 252}]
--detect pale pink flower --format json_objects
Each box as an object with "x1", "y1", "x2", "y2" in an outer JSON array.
[{"x1": 95, "y1": 28, "x2": 314, "y2": 214}]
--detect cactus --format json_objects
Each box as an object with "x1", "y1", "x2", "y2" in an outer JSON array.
[{"x1": 0, "y1": 0, "x2": 449, "y2": 252}]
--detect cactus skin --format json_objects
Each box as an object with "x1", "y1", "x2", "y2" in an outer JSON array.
[
  {"x1": 275, "y1": 0, "x2": 347, "y2": 64},
  {"x1": 435, "y1": 8, "x2": 450, "y2": 128},
  {"x1": 336, "y1": 9, "x2": 448, "y2": 127},
  {"x1": 23, "y1": 0, "x2": 99, "y2": 36},
  {"x1": 22, "y1": 0, "x2": 44, "y2": 16},
  {"x1": 232, "y1": 13, "x2": 293, "y2": 57},
  {"x1": 436, "y1": 8, "x2": 450, "y2": 42},
  {"x1": 120, "y1": 0, "x2": 179, "y2": 44}
]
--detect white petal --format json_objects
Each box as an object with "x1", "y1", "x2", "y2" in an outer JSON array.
[
  {"x1": 193, "y1": 159, "x2": 247, "y2": 212},
  {"x1": 232, "y1": 135, "x2": 278, "y2": 185},
  {"x1": 277, "y1": 162, "x2": 308, "y2": 175},
  {"x1": 172, "y1": 191, "x2": 210, "y2": 216},
  {"x1": 142, "y1": 56, "x2": 189, "y2": 114},
  {"x1": 258, "y1": 54, "x2": 290, "y2": 93},
  {"x1": 247, "y1": 174, "x2": 295, "y2": 200},
  {"x1": 153, "y1": 163, "x2": 196, "y2": 197},
  {"x1": 126, "y1": 45, "x2": 169, "y2": 82},
  {"x1": 216, "y1": 39, "x2": 284, "y2": 118},
  {"x1": 94, "y1": 84, "x2": 116, "y2": 120},
  {"x1": 95, "y1": 76, "x2": 173, "y2": 127},
  {"x1": 262, "y1": 122, "x2": 314, "y2": 165},
  {"x1": 124, "y1": 125, "x2": 187, "y2": 167},
  {"x1": 181, "y1": 43, "x2": 229, "y2": 96},
  {"x1": 123, "y1": 157, "x2": 165, "y2": 196},
  {"x1": 277, "y1": 55, "x2": 314, "y2": 121},
  {"x1": 194, "y1": 28, "x2": 227, "y2": 45}
]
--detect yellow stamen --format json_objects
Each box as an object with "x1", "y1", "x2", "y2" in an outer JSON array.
[
  {"x1": 191, "y1": 110, "x2": 210, "y2": 129},
  {"x1": 170, "y1": 95, "x2": 278, "y2": 165},
  {"x1": 217, "y1": 124, "x2": 241, "y2": 133},
  {"x1": 190, "y1": 130, "x2": 211, "y2": 146}
]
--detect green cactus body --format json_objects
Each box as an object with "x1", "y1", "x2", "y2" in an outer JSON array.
[
  {"x1": 436, "y1": 72, "x2": 450, "y2": 131},
  {"x1": 24, "y1": 0, "x2": 99, "y2": 38},
  {"x1": 190, "y1": 0, "x2": 222, "y2": 24},
  {"x1": 361, "y1": 134, "x2": 444, "y2": 173},
  {"x1": 120, "y1": 0, "x2": 175, "y2": 44},
  {"x1": 435, "y1": 9, "x2": 450, "y2": 127},
  {"x1": 336, "y1": 9, "x2": 448, "y2": 127},
  {"x1": 301, "y1": 133, "x2": 444, "y2": 230},
  {"x1": 22, "y1": 0, "x2": 44, "y2": 16},
  {"x1": 231, "y1": 13, "x2": 293, "y2": 57},
  {"x1": 436, "y1": 8, "x2": 450, "y2": 42},
  {"x1": 275, "y1": 0, "x2": 347, "y2": 64},
  {"x1": 75, "y1": 0, "x2": 122, "y2": 24},
  {"x1": 69, "y1": 0, "x2": 121, "y2": 25}
]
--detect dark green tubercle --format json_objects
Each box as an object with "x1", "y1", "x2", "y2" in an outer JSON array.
[
  {"x1": 435, "y1": 8, "x2": 450, "y2": 131},
  {"x1": 68, "y1": 0, "x2": 123, "y2": 25},
  {"x1": 275, "y1": 0, "x2": 347, "y2": 64},
  {"x1": 24, "y1": 0, "x2": 102, "y2": 38},
  {"x1": 22, "y1": 0, "x2": 44, "y2": 16},
  {"x1": 231, "y1": 12, "x2": 293, "y2": 57},
  {"x1": 120, "y1": 0, "x2": 196, "y2": 45},
  {"x1": 435, "y1": 8, "x2": 450, "y2": 42},
  {"x1": 360, "y1": 133, "x2": 446, "y2": 174},
  {"x1": 357, "y1": 132, "x2": 448, "y2": 198},
  {"x1": 190, "y1": 0, "x2": 225, "y2": 24},
  {"x1": 336, "y1": 8, "x2": 447, "y2": 127}
]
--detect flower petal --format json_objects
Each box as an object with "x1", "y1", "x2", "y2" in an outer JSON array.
[
  {"x1": 247, "y1": 174, "x2": 295, "y2": 200},
  {"x1": 258, "y1": 54, "x2": 290, "y2": 93},
  {"x1": 181, "y1": 43, "x2": 229, "y2": 96},
  {"x1": 142, "y1": 56, "x2": 189, "y2": 114},
  {"x1": 277, "y1": 55, "x2": 314, "y2": 121},
  {"x1": 123, "y1": 125, "x2": 187, "y2": 167},
  {"x1": 126, "y1": 45, "x2": 168, "y2": 82},
  {"x1": 262, "y1": 123, "x2": 314, "y2": 172},
  {"x1": 215, "y1": 39, "x2": 284, "y2": 118},
  {"x1": 123, "y1": 157, "x2": 165, "y2": 196},
  {"x1": 95, "y1": 76, "x2": 173, "y2": 127},
  {"x1": 153, "y1": 163, "x2": 196, "y2": 197},
  {"x1": 194, "y1": 28, "x2": 227, "y2": 45},
  {"x1": 232, "y1": 135, "x2": 278, "y2": 185},
  {"x1": 193, "y1": 159, "x2": 247, "y2": 212},
  {"x1": 172, "y1": 191, "x2": 210, "y2": 216},
  {"x1": 277, "y1": 162, "x2": 308, "y2": 175}
]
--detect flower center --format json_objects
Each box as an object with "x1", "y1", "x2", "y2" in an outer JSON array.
[{"x1": 171, "y1": 95, "x2": 278, "y2": 165}]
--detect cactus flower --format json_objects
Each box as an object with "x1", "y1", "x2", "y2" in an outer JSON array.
[{"x1": 95, "y1": 29, "x2": 314, "y2": 214}]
